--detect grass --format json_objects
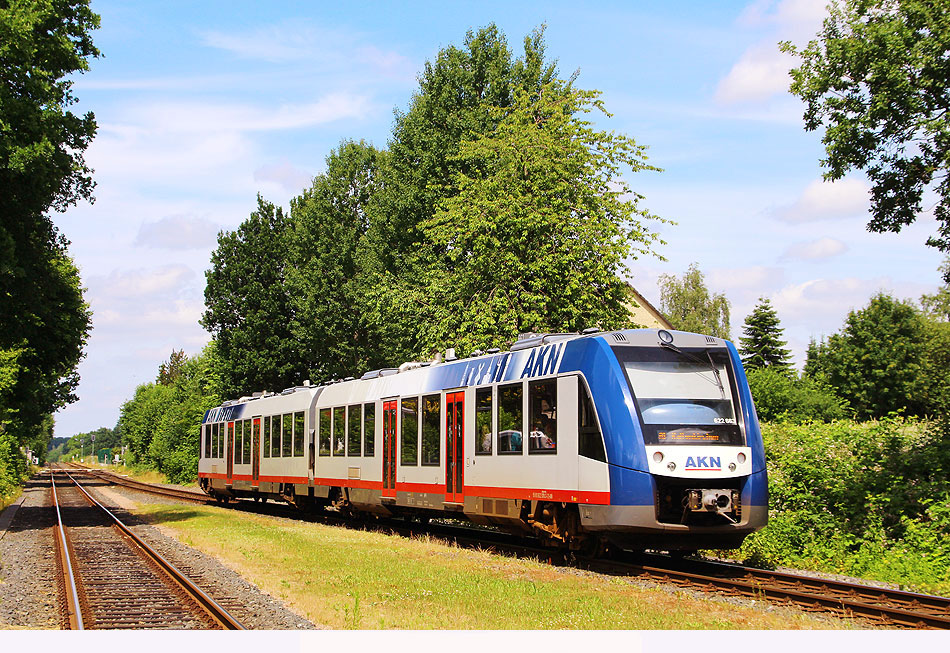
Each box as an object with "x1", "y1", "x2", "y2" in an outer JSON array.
[
  {"x1": 135, "y1": 502, "x2": 849, "y2": 630},
  {"x1": 81, "y1": 461, "x2": 197, "y2": 487}
]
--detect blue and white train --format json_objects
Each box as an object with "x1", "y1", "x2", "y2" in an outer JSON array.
[{"x1": 198, "y1": 328, "x2": 767, "y2": 552}]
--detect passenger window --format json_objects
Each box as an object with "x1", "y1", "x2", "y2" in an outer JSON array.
[
  {"x1": 401, "y1": 397, "x2": 418, "y2": 465},
  {"x1": 475, "y1": 388, "x2": 493, "y2": 455},
  {"x1": 529, "y1": 379, "x2": 557, "y2": 454},
  {"x1": 233, "y1": 421, "x2": 241, "y2": 464},
  {"x1": 202, "y1": 424, "x2": 208, "y2": 459},
  {"x1": 422, "y1": 394, "x2": 440, "y2": 466},
  {"x1": 363, "y1": 403, "x2": 375, "y2": 456},
  {"x1": 333, "y1": 407, "x2": 345, "y2": 456},
  {"x1": 294, "y1": 411, "x2": 305, "y2": 457},
  {"x1": 497, "y1": 383, "x2": 523, "y2": 454},
  {"x1": 262, "y1": 417, "x2": 271, "y2": 458},
  {"x1": 348, "y1": 405, "x2": 361, "y2": 456},
  {"x1": 282, "y1": 414, "x2": 292, "y2": 457},
  {"x1": 319, "y1": 409, "x2": 331, "y2": 456},
  {"x1": 242, "y1": 419, "x2": 252, "y2": 463},
  {"x1": 578, "y1": 378, "x2": 606, "y2": 462},
  {"x1": 270, "y1": 416, "x2": 279, "y2": 457}
]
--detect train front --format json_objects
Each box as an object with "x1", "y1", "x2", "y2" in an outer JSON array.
[{"x1": 581, "y1": 329, "x2": 767, "y2": 551}]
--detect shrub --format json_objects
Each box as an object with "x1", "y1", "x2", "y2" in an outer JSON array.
[{"x1": 746, "y1": 367, "x2": 849, "y2": 423}]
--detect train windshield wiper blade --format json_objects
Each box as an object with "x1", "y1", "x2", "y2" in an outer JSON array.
[{"x1": 659, "y1": 341, "x2": 726, "y2": 399}]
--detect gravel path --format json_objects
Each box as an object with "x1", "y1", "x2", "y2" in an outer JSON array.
[{"x1": 0, "y1": 471, "x2": 317, "y2": 630}]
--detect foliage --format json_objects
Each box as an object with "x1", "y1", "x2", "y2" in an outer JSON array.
[
  {"x1": 806, "y1": 292, "x2": 945, "y2": 419},
  {"x1": 287, "y1": 141, "x2": 390, "y2": 382},
  {"x1": 0, "y1": 428, "x2": 28, "y2": 508},
  {"x1": 202, "y1": 196, "x2": 304, "y2": 397},
  {"x1": 733, "y1": 417, "x2": 950, "y2": 595},
  {"x1": 52, "y1": 425, "x2": 120, "y2": 461},
  {"x1": 657, "y1": 263, "x2": 730, "y2": 338},
  {"x1": 358, "y1": 24, "x2": 570, "y2": 364},
  {"x1": 118, "y1": 345, "x2": 221, "y2": 483},
  {"x1": 405, "y1": 84, "x2": 663, "y2": 354},
  {"x1": 746, "y1": 367, "x2": 849, "y2": 423},
  {"x1": 739, "y1": 298, "x2": 792, "y2": 373},
  {"x1": 920, "y1": 258, "x2": 950, "y2": 321},
  {"x1": 782, "y1": 0, "x2": 950, "y2": 275},
  {"x1": 0, "y1": 0, "x2": 98, "y2": 448}
]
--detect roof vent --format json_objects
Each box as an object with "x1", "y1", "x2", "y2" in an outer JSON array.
[
  {"x1": 445, "y1": 348, "x2": 457, "y2": 361},
  {"x1": 486, "y1": 348, "x2": 500, "y2": 354},
  {"x1": 613, "y1": 333, "x2": 627, "y2": 342},
  {"x1": 706, "y1": 336, "x2": 716, "y2": 344}
]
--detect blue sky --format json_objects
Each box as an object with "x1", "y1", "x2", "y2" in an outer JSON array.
[{"x1": 54, "y1": 0, "x2": 947, "y2": 436}]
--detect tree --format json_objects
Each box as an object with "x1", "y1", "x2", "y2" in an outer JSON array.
[
  {"x1": 811, "y1": 293, "x2": 930, "y2": 419},
  {"x1": 157, "y1": 349, "x2": 187, "y2": 386},
  {"x1": 202, "y1": 196, "x2": 304, "y2": 397},
  {"x1": 413, "y1": 84, "x2": 663, "y2": 354},
  {"x1": 359, "y1": 24, "x2": 561, "y2": 362},
  {"x1": 920, "y1": 258, "x2": 950, "y2": 321},
  {"x1": 745, "y1": 367, "x2": 849, "y2": 423},
  {"x1": 657, "y1": 263, "x2": 730, "y2": 338},
  {"x1": 739, "y1": 298, "x2": 793, "y2": 373},
  {"x1": 287, "y1": 141, "x2": 389, "y2": 381},
  {"x1": 0, "y1": 0, "x2": 99, "y2": 443},
  {"x1": 782, "y1": 0, "x2": 950, "y2": 278}
]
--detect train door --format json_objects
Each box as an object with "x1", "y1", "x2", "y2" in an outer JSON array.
[
  {"x1": 226, "y1": 421, "x2": 235, "y2": 483},
  {"x1": 382, "y1": 400, "x2": 397, "y2": 499},
  {"x1": 251, "y1": 417, "x2": 261, "y2": 486},
  {"x1": 445, "y1": 391, "x2": 464, "y2": 503}
]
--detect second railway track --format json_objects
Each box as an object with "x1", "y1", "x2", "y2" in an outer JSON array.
[{"x1": 50, "y1": 467, "x2": 244, "y2": 630}]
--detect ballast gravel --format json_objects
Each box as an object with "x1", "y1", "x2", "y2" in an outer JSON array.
[{"x1": 0, "y1": 471, "x2": 317, "y2": 630}]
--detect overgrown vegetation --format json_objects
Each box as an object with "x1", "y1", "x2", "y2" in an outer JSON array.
[{"x1": 729, "y1": 417, "x2": 950, "y2": 596}]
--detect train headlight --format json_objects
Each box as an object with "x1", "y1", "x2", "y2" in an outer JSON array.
[
  {"x1": 667, "y1": 462, "x2": 676, "y2": 471},
  {"x1": 653, "y1": 451, "x2": 664, "y2": 463},
  {"x1": 737, "y1": 452, "x2": 746, "y2": 464},
  {"x1": 658, "y1": 329, "x2": 673, "y2": 344}
]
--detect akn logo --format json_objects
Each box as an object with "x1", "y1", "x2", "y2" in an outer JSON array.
[{"x1": 685, "y1": 456, "x2": 721, "y2": 471}]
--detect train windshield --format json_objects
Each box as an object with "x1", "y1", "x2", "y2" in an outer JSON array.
[{"x1": 613, "y1": 346, "x2": 744, "y2": 446}]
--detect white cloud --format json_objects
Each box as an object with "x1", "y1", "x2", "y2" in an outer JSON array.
[
  {"x1": 91, "y1": 265, "x2": 196, "y2": 301},
  {"x1": 718, "y1": 0, "x2": 829, "y2": 105},
  {"x1": 135, "y1": 215, "x2": 221, "y2": 250},
  {"x1": 715, "y1": 44, "x2": 797, "y2": 105},
  {"x1": 773, "y1": 178, "x2": 870, "y2": 222},
  {"x1": 783, "y1": 236, "x2": 847, "y2": 260},
  {"x1": 254, "y1": 160, "x2": 313, "y2": 193}
]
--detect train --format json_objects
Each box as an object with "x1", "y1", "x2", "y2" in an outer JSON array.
[{"x1": 197, "y1": 328, "x2": 767, "y2": 553}]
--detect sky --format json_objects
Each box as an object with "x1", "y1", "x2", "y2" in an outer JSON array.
[{"x1": 52, "y1": 0, "x2": 947, "y2": 437}]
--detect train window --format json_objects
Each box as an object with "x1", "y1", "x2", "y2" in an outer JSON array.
[
  {"x1": 269, "y1": 416, "x2": 278, "y2": 457},
  {"x1": 421, "y1": 394, "x2": 440, "y2": 466},
  {"x1": 294, "y1": 411, "x2": 305, "y2": 457},
  {"x1": 347, "y1": 405, "x2": 361, "y2": 456},
  {"x1": 475, "y1": 387, "x2": 493, "y2": 455},
  {"x1": 497, "y1": 383, "x2": 523, "y2": 454},
  {"x1": 319, "y1": 408, "x2": 331, "y2": 456},
  {"x1": 578, "y1": 378, "x2": 606, "y2": 462},
  {"x1": 528, "y1": 379, "x2": 557, "y2": 454},
  {"x1": 263, "y1": 416, "x2": 271, "y2": 458},
  {"x1": 201, "y1": 425, "x2": 208, "y2": 459},
  {"x1": 333, "y1": 407, "x2": 345, "y2": 456},
  {"x1": 282, "y1": 414, "x2": 293, "y2": 457},
  {"x1": 243, "y1": 420, "x2": 252, "y2": 464},
  {"x1": 401, "y1": 397, "x2": 418, "y2": 465},
  {"x1": 233, "y1": 422, "x2": 241, "y2": 464},
  {"x1": 363, "y1": 403, "x2": 375, "y2": 456}
]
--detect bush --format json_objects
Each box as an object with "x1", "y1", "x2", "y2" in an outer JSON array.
[
  {"x1": 729, "y1": 418, "x2": 950, "y2": 594},
  {"x1": 746, "y1": 367, "x2": 849, "y2": 423}
]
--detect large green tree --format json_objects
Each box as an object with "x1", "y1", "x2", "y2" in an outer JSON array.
[
  {"x1": 0, "y1": 0, "x2": 98, "y2": 443},
  {"x1": 287, "y1": 140, "x2": 389, "y2": 381},
  {"x1": 413, "y1": 84, "x2": 662, "y2": 354},
  {"x1": 782, "y1": 0, "x2": 950, "y2": 277},
  {"x1": 201, "y1": 196, "x2": 302, "y2": 397},
  {"x1": 809, "y1": 293, "x2": 933, "y2": 419},
  {"x1": 657, "y1": 263, "x2": 730, "y2": 338},
  {"x1": 739, "y1": 298, "x2": 793, "y2": 373},
  {"x1": 359, "y1": 24, "x2": 561, "y2": 362}
]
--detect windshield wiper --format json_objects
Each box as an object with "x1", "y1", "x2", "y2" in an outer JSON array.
[{"x1": 659, "y1": 341, "x2": 726, "y2": 399}]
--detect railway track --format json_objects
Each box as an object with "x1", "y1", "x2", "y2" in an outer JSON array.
[
  {"x1": 68, "y1": 463, "x2": 950, "y2": 629},
  {"x1": 49, "y1": 467, "x2": 244, "y2": 630}
]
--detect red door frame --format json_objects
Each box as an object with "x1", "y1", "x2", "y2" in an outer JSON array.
[
  {"x1": 251, "y1": 417, "x2": 261, "y2": 486},
  {"x1": 445, "y1": 391, "x2": 464, "y2": 503},
  {"x1": 226, "y1": 421, "x2": 235, "y2": 483},
  {"x1": 382, "y1": 400, "x2": 397, "y2": 498}
]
